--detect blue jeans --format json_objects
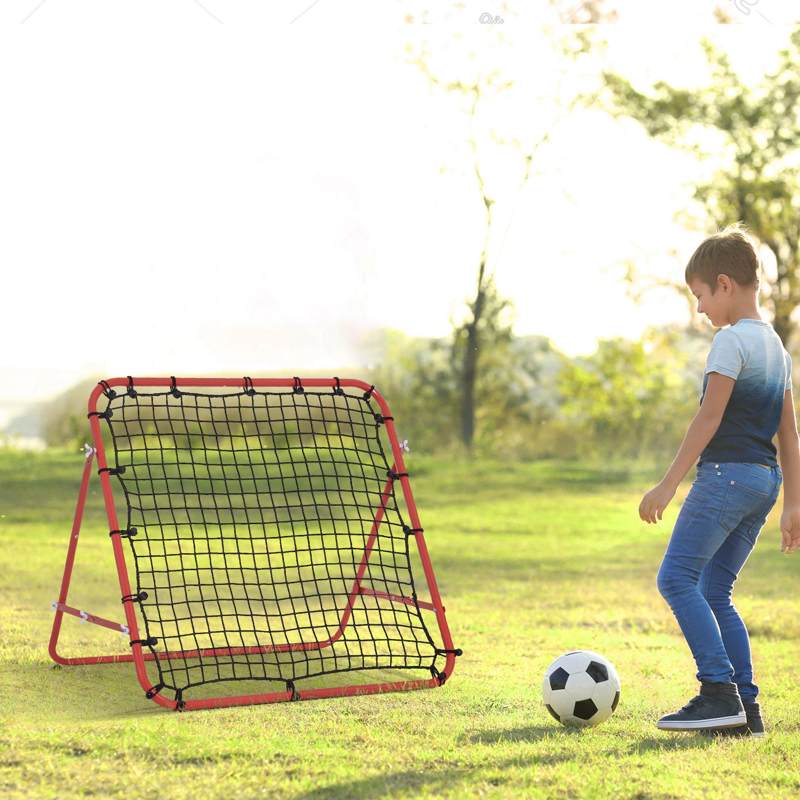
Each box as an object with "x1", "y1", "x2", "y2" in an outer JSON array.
[{"x1": 656, "y1": 461, "x2": 782, "y2": 701}]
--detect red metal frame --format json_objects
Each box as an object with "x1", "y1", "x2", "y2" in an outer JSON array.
[{"x1": 49, "y1": 377, "x2": 459, "y2": 711}]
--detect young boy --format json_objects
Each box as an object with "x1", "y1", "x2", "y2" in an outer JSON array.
[{"x1": 638, "y1": 222, "x2": 800, "y2": 737}]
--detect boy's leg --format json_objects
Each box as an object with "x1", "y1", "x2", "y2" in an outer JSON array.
[
  {"x1": 656, "y1": 462, "x2": 781, "y2": 685},
  {"x1": 656, "y1": 465, "x2": 737, "y2": 685},
  {"x1": 699, "y1": 474, "x2": 782, "y2": 703}
]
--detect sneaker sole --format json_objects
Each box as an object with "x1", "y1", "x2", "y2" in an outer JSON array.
[{"x1": 657, "y1": 713, "x2": 746, "y2": 730}]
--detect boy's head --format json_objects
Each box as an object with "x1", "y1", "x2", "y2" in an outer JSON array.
[{"x1": 685, "y1": 222, "x2": 761, "y2": 327}]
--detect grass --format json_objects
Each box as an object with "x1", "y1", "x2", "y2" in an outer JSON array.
[{"x1": 1, "y1": 448, "x2": 799, "y2": 799}]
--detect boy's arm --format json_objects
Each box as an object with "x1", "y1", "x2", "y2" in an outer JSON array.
[
  {"x1": 776, "y1": 386, "x2": 800, "y2": 553},
  {"x1": 660, "y1": 372, "x2": 734, "y2": 491},
  {"x1": 639, "y1": 373, "x2": 732, "y2": 523}
]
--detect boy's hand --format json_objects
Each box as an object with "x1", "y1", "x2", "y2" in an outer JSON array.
[
  {"x1": 780, "y1": 506, "x2": 800, "y2": 554},
  {"x1": 639, "y1": 481, "x2": 676, "y2": 524}
]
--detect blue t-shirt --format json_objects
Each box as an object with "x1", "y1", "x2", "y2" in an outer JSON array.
[{"x1": 698, "y1": 318, "x2": 792, "y2": 467}]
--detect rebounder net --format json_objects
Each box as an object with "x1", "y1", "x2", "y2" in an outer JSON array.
[{"x1": 92, "y1": 378, "x2": 451, "y2": 704}]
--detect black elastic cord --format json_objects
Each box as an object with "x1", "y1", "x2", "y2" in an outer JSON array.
[
  {"x1": 374, "y1": 414, "x2": 394, "y2": 424},
  {"x1": 127, "y1": 376, "x2": 137, "y2": 397},
  {"x1": 436, "y1": 647, "x2": 463, "y2": 657},
  {"x1": 175, "y1": 688, "x2": 185, "y2": 711},
  {"x1": 98, "y1": 466, "x2": 126, "y2": 476},
  {"x1": 292, "y1": 377, "x2": 304, "y2": 394},
  {"x1": 286, "y1": 680, "x2": 300, "y2": 701},
  {"x1": 430, "y1": 666, "x2": 448, "y2": 685},
  {"x1": 99, "y1": 380, "x2": 117, "y2": 399},
  {"x1": 121, "y1": 591, "x2": 148, "y2": 604},
  {"x1": 362, "y1": 385, "x2": 375, "y2": 400},
  {"x1": 109, "y1": 527, "x2": 137, "y2": 539},
  {"x1": 98, "y1": 466, "x2": 125, "y2": 476},
  {"x1": 130, "y1": 637, "x2": 158, "y2": 647},
  {"x1": 402, "y1": 525, "x2": 423, "y2": 536},
  {"x1": 87, "y1": 410, "x2": 111, "y2": 419},
  {"x1": 145, "y1": 682, "x2": 165, "y2": 699},
  {"x1": 388, "y1": 470, "x2": 409, "y2": 480},
  {"x1": 243, "y1": 376, "x2": 256, "y2": 396},
  {"x1": 170, "y1": 376, "x2": 181, "y2": 398},
  {"x1": 332, "y1": 376, "x2": 344, "y2": 396}
]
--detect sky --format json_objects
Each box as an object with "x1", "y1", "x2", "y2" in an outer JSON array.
[{"x1": 0, "y1": 0, "x2": 797, "y2": 427}]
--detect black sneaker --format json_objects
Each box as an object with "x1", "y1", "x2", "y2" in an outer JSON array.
[
  {"x1": 656, "y1": 681, "x2": 746, "y2": 731},
  {"x1": 700, "y1": 700, "x2": 765, "y2": 738}
]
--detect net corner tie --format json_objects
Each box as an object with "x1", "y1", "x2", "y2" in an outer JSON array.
[
  {"x1": 145, "y1": 682, "x2": 165, "y2": 699},
  {"x1": 430, "y1": 666, "x2": 448, "y2": 686},
  {"x1": 98, "y1": 380, "x2": 117, "y2": 400}
]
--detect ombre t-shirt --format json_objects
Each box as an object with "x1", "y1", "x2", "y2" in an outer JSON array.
[{"x1": 698, "y1": 318, "x2": 793, "y2": 468}]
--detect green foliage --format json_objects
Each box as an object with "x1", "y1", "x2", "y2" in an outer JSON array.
[
  {"x1": 556, "y1": 328, "x2": 701, "y2": 460},
  {"x1": 368, "y1": 324, "x2": 705, "y2": 462},
  {"x1": 40, "y1": 378, "x2": 98, "y2": 452},
  {"x1": 600, "y1": 26, "x2": 800, "y2": 346},
  {"x1": 365, "y1": 328, "x2": 461, "y2": 454}
]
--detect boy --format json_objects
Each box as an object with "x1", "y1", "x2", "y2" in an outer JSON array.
[{"x1": 638, "y1": 222, "x2": 800, "y2": 737}]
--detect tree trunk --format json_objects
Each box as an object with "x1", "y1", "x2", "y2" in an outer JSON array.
[{"x1": 460, "y1": 260, "x2": 487, "y2": 450}]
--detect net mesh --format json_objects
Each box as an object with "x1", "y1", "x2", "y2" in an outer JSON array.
[{"x1": 95, "y1": 382, "x2": 445, "y2": 700}]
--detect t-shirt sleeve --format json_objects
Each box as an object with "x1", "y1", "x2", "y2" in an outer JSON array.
[
  {"x1": 704, "y1": 329, "x2": 744, "y2": 381},
  {"x1": 785, "y1": 350, "x2": 793, "y2": 391}
]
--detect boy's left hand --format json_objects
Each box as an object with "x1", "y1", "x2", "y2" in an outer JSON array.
[{"x1": 639, "y1": 481, "x2": 676, "y2": 524}]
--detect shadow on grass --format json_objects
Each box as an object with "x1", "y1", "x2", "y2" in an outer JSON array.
[
  {"x1": 461, "y1": 724, "x2": 582, "y2": 744},
  {"x1": 630, "y1": 735, "x2": 729, "y2": 751},
  {"x1": 4, "y1": 660, "x2": 172, "y2": 723},
  {"x1": 461, "y1": 724, "x2": 723, "y2": 751},
  {"x1": 295, "y1": 752, "x2": 575, "y2": 800},
  {"x1": 9, "y1": 659, "x2": 443, "y2": 723}
]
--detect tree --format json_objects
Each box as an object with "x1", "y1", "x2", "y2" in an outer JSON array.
[
  {"x1": 600, "y1": 27, "x2": 800, "y2": 347},
  {"x1": 403, "y1": 1, "x2": 612, "y2": 452}
]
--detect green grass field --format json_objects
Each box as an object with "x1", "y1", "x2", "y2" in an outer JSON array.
[{"x1": 1, "y1": 448, "x2": 799, "y2": 799}]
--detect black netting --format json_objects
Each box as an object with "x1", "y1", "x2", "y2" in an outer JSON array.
[{"x1": 95, "y1": 382, "x2": 446, "y2": 700}]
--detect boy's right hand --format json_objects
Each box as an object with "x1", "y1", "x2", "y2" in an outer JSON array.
[{"x1": 780, "y1": 506, "x2": 800, "y2": 554}]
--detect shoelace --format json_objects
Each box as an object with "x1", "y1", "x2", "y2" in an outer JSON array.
[{"x1": 680, "y1": 695, "x2": 705, "y2": 713}]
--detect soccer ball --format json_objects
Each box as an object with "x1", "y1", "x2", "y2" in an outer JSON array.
[{"x1": 542, "y1": 650, "x2": 621, "y2": 728}]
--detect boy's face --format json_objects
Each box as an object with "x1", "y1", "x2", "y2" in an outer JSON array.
[{"x1": 688, "y1": 276, "x2": 730, "y2": 327}]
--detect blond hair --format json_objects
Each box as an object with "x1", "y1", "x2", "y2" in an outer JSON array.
[{"x1": 685, "y1": 222, "x2": 760, "y2": 292}]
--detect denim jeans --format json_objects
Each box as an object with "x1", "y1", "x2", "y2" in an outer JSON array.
[{"x1": 656, "y1": 461, "x2": 782, "y2": 701}]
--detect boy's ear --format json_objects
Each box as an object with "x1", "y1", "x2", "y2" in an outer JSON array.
[{"x1": 717, "y1": 274, "x2": 733, "y2": 292}]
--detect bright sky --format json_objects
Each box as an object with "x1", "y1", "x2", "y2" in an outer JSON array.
[{"x1": 0, "y1": 0, "x2": 797, "y2": 423}]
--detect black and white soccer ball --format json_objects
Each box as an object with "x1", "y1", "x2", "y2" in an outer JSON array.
[{"x1": 542, "y1": 650, "x2": 621, "y2": 728}]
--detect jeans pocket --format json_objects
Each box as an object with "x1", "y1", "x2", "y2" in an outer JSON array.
[
  {"x1": 718, "y1": 463, "x2": 774, "y2": 499},
  {"x1": 718, "y1": 472, "x2": 780, "y2": 530}
]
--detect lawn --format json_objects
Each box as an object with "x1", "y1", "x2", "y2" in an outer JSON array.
[{"x1": 1, "y1": 448, "x2": 798, "y2": 799}]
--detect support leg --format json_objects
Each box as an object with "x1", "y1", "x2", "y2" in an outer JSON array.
[{"x1": 49, "y1": 446, "x2": 97, "y2": 665}]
